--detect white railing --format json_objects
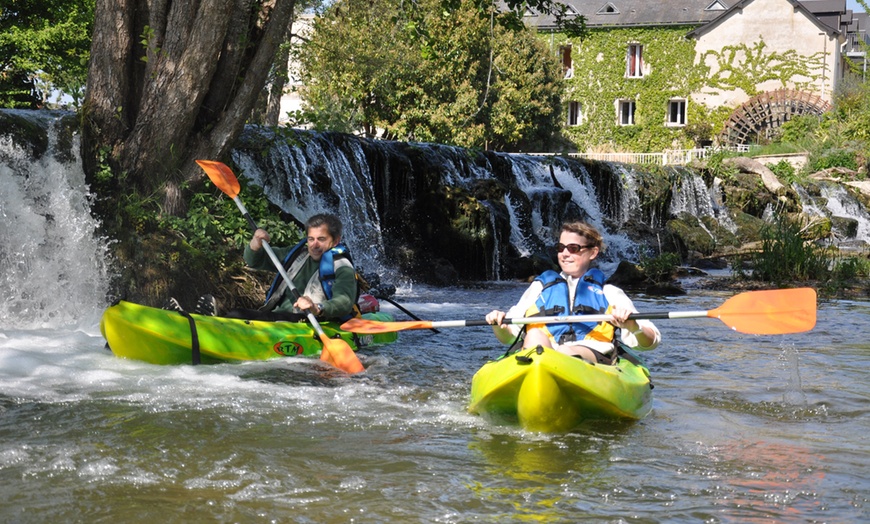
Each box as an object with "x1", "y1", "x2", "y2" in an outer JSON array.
[
  {"x1": 845, "y1": 30, "x2": 869, "y2": 55},
  {"x1": 525, "y1": 145, "x2": 753, "y2": 166}
]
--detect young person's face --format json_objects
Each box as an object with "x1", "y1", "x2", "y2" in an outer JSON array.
[{"x1": 555, "y1": 231, "x2": 598, "y2": 277}]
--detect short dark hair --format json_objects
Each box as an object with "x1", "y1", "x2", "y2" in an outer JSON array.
[{"x1": 306, "y1": 213, "x2": 343, "y2": 239}]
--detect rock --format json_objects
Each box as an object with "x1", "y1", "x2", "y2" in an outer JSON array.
[
  {"x1": 606, "y1": 260, "x2": 648, "y2": 289},
  {"x1": 645, "y1": 282, "x2": 687, "y2": 296},
  {"x1": 723, "y1": 156, "x2": 786, "y2": 195}
]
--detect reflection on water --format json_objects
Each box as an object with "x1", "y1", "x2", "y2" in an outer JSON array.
[{"x1": 0, "y1": 285, "x2": 868, "y2": 522}]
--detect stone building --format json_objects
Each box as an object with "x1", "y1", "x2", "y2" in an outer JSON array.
[{"x1": 528, "y1": 0, "x2": 868, "y2": 147}]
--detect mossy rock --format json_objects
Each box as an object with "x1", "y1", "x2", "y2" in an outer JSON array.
[
  {"x1": 701, "y1": 214, "x2": 740, "y2": 248},
  {"x1": 731, "y1": 210, "x2": 766, "y2": 243},
  {"x1": 722, "y1": 172, "x2": 778, "y2": 217},
  {"x1": 830, "y1": 216, "x2": 859, "y2": 239},
  {"x1": 666, "y1": 213, "x2": 717, "y2": 256}
]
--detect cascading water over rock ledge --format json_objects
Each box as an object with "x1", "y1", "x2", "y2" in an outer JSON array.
[
  {"x1": 0, "y1": 110, "x2": 112, "y2": 328},
  {"x1": 230, "y1": 127, "x2": 670, "y2": 283},
  {"x1": 4, "y1": 111, "x2": 868, "y2": 303}
]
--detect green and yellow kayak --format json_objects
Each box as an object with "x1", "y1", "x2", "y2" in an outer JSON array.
[
  {"x1": 469, "y1": 345, "x2": 653, "y2": 432},
  {"x1": 100, "y1": 300, "x2": 398, "y2": 365}
]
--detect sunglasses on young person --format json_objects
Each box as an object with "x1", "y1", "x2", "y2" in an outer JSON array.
[{"x1": 554, "y1": 243, "x2": 593, "y2": 254}]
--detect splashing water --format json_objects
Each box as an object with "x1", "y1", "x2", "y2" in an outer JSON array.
[{"x1": 0, "y1": 111, "x2": 112, "y2": 328}]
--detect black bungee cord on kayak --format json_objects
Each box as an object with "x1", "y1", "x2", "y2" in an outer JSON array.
[{"x1": 176, "y1": 309, "x2": 201, "y2": 365}]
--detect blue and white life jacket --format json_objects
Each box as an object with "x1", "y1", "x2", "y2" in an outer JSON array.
[
  {"x1": 526, "y1": 268, "x2": 615, "y2": 344},
  {"x1": 262, "y1": 240, "x2": 357, "y2": 321}
]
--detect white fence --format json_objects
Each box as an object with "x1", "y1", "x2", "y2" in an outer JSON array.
[{"x1": 527, "y1": 145, "x2": 753, "y2": 166}]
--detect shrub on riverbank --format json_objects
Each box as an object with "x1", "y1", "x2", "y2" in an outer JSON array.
[{"x1": 733, "y1": 212, "x2": 870, "y2": 296}]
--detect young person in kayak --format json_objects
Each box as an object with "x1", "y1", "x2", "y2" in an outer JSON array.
[
  {"x1": 227, "y1": 213, "x2": 360, "y2": 322},
  {"x1": 484, "y1": 221, "x2": 660, "y2": 363}
]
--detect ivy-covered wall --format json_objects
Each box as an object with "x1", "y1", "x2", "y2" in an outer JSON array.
[
  {"x1": 552, "y1": 26, "x2": 714, "y2": 152},
  {"x1": 548, "y1": 22, "x2": 827, "y2": 152}
]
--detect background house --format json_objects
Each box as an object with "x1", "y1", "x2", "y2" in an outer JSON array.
[
  {"x1": 530, "y1": 0, "x2": 867, "y2": 149},
  {"x1": 279, "y1": 2, "x2": 868, "y2": 150}
]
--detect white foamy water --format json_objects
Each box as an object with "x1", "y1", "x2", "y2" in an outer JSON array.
[{"x1": 0, "y1": 111, "x2": 112, "y2": 329}]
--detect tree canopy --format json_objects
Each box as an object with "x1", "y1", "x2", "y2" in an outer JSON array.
[
  {"x1": 0, "y1": 0, "x2": 93, "y2": 108},
  {"x1": 294, "y1": 0, "x2": 565, "y2": 151},
  {"x1": 82, "y1": 0, "x2": 297, "y2": 215}
]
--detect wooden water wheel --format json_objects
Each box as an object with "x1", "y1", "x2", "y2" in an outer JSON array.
[{"x1": 719, "y1": 89, "x2": 831, "y2": 146}]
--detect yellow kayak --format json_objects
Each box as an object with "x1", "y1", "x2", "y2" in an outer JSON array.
[
  {"x1": 100, "y1": 300, "x2": 397, "y2": 365},
  {"x1": 469, "y1": 345, "x2": 653, "y2": 432}
]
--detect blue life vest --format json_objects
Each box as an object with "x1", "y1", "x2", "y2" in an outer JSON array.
[
  {"x1": 529, "y1": 268, "x2": 613, "y2": 344},
  {"x1": 263, "y1": 240, "x2": 356, "y2": 314}
]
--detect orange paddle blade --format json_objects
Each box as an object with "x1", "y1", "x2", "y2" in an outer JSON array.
[
  {"x1": 196, "y1": 159, "x2": 241, "y2": 198},
  {"x1": 319, "y1": 334, "x2": 365, "y2": 374},
  {"x1": 708, "y1": 288, "x2": 816, "y2": 334},
  {"x1": 341, "y1": 318, "x2": 435, "y2": 334}
]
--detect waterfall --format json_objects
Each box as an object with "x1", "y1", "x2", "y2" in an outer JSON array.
[
  {"x1": 0, "y1": 110, "x2": 112, "y2": 328},
  {"x1": 668, "y1": 169, "x2": 739, "y2": 243},
  {"x1": 820, "y1": 183, "x2": 870, "y2": 245},
  {"x1": 232, "y1": 128, "x2": 649, "y2": 279},
  {"x1": 14, "y1": 114, "x2": 852, "y2": 296},
  {"x1": 795, "y1": 181, "x2": 870, "y2": 250}
]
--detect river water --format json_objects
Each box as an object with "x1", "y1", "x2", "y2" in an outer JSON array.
[{"x1": 0, "y1": 281, "x2": 867, "y2": 523}]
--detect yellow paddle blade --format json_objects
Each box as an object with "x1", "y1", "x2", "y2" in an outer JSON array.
[
  {"x1": 341, "y1": 318, "x2": 435, "y2": 334},
  {"x1": 196, "y1": 159, "x2": 240, "y2": 198},
  {"x1": 709, "y1": 287, "x2": 817, "y2": 334},
  {"x1": 319, "y1": 334, "x2": 365, "y2": 374}
]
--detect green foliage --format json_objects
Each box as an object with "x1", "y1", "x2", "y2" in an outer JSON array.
[
  {"x1": 832, "y1": 254, "x2": 870, "y2": 280},
  {"x1": 776, "y1": 115, "x2": 820, "y2": 144},
  {"x1": 704, "y1": 150, "x2": 741, "y2": 182},
  {"x1": 555, "y1": 26, "x2": 709, "y2": 152},
  {"x1": 159, "y1": 178, "x2": 302, "y2": 269},
  {"x1": 296, "y1": 0, "x2": 563, "y2": 150},
  {"x1": 700, "y1": 41, "x2": 824, "y2": 97},
  {"x1": 760, "y1": 84, "x2": 870, "y2": 174},
  {"x1": 808, "y1": 147, "x2": 859, "y2": 172},
  {"x1": 743, "y1": 213, "x2": 834, "y2": 284},
  {"x1": 95, "y1": 151, "x2": 301, "y2": 272},
  {"x1": 443, "y1": 0, "x2": 587, "y2": 37},
  {"x1": 0, "y1": 0, "x2": 94, "y2": 108},
  {"x1": 766, "y1": 160, "x2": 797, "y2": 183},
  {"x1": 640, "y1": 252, "x2": 680, "y2": 284}
]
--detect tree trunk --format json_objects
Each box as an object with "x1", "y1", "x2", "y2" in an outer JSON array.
[
  {"x1": 82, "y1": 0, "x2": 296, "y2": 214},
  {"x1": 264, "y1": 26, "x2": 292, "y2": 126}
]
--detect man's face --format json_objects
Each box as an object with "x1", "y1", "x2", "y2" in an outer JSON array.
[{"x1": 306, "y1": 225, "x2": 338, "y2": 261}]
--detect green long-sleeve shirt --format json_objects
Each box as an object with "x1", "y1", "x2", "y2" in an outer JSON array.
[{"x1": 243, "y1": 244, "x2": 357, "y2": 320}]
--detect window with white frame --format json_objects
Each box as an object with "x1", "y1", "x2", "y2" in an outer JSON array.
[
  {"x1": 667, "y1": 99, "x2": 686, "y2": 126},
  {"x1": 618, "y1": 99, "x2": 635, "y2": 126},
  {"x1": 560, "y1": 45, "x2": 573, "y2": 78},
  {"x1": 626, "y1": 44, "x2": 643, "y2": 78},
  {"x1": 567, "y1": 101, "x2": 582, "y2": 126}
]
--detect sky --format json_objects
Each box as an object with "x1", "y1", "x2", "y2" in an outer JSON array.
[{"x1": 847, "y1": 0, "x2": 865, "y2": 14}]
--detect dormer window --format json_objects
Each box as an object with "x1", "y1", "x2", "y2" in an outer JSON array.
[
  {"x1": 705, "y1": 0, "x2": 728, "y2": 10},
  {"x1": 598, "y1": 3, "x2": 619, "y2": 15}
]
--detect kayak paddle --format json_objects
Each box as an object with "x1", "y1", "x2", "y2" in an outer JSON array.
[
  {"x1": 340, "y1": 288, "x2": 817, "y2": 336},
  {"x1": 196, "y1": 159, "x2": 364, "y2": 374}
]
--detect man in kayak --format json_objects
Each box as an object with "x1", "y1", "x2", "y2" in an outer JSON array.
[
  {"x1": 484, "y1": 221, "x2": 660, "y2": 363},
  {"x1": 233, "y1": 213, "x2": 359, "y2": 322}
]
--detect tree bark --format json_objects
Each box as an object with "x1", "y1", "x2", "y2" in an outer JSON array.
[{"x1": 82, "y1": 0, "x2": 296, "y2": 214}]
